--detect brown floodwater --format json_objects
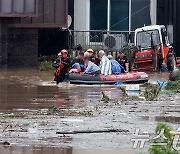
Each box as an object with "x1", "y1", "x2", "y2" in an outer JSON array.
[
  {"x1": 0, "y1": 69, "x2": 175, "y2": 154},
  {"x1": 0, "y1": 78, "x2": 122, "y2": 112},
  {"x1": 0, "y1": 69, "x2": 170, "y2": 112}
]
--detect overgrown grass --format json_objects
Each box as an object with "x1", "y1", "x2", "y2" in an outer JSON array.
[
  {"x1": 165, "y1": 80, "x2": 180, "y2": 93},
  {"x1": 166, "y1": 69, "x2": 180, "y2": 93},
  {"x1": 143, "y1": 83, "x2": 161, "y2": 101},
  {"x1": 39, "y1": 55, "x2": 56, "y2": 71},
  {"x1": 149, "y1": 123, "x2": 178, "y2": 154}
]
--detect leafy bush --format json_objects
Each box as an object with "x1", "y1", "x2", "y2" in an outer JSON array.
[
  {"x1": 39, "y1": 60, "x2": 52, "y2": 71},
  {"x1": 38, "y1": 55, "x2": 56, "y2": 71},
  {"x1": 149, "y1": 123, "x2": 178, "y2": 154}
]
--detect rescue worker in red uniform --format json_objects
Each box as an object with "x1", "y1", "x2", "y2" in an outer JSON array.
[{"x1": 52, "y1": 49, "x2": 71, "y2": 84}]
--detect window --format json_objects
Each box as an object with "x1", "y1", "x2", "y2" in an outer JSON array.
[
  {"x1": 136, "y1": 30, "x2": 160, "y2": 49},
  {"x1": 90, "y1": 0, "x2": 151, "y2": 31},
  {"x1": 131, "y1": 0, "x2": 151, "y2": 30},
  {"x1": 90, "y1": 0, "x2": 107, "y2": 30},
  {"x1": 111, "y1": 0, "x2": 129, "y2": 31}
]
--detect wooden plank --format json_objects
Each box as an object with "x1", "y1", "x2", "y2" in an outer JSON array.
[
  {"x1": 55, "y1": 0, "x2": 67, "y2": 24},
  {"x1": 8, "y1": 23, "x2": 66, "y2": 28},
  {"x1": 43, "y1": 0, "x2": 55, "y2": 23},
  {"x1": 1, "y1": 0, "x2": 12, "y2": 13},
  {"x1": 0, "y1": 0, "x2": 37, "y2": 17},
  {"x1": 32, "y1": 0, "x2": 44, "y2": 23},
  {"x1": 13, "y1": 0, "x2": 24, "y2": 14},
  {"x1": 25, "y1": 0, "x2": 36, "y2": 13},
  {"x1": 7, "y1": 0, "x2": 68, "y2": 28}
]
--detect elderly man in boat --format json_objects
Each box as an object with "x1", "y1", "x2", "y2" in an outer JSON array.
[{"x1": 98, "y1": 50, "x2": 112, "y2": 75}]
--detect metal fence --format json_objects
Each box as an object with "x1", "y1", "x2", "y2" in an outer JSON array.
[{"x1": 68, "y1": 30, "x2": 135, "y2": 51}]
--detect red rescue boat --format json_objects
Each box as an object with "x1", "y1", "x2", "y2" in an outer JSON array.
[{"x1": 68, "y1": 71, "x2": 149, "y2": 84}]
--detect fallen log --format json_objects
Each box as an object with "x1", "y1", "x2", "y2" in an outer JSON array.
[{"x1": 56, "y1": 129, "x2": 128, "y2": 135}]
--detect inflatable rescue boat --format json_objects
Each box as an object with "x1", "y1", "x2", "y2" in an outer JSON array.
[{"x1": 68, "y1": 72, "x2": 149, "y2": 84}]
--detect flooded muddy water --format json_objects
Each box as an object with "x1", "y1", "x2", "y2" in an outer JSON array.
[
  {"x1": 0, "y1": 69, "x2": 179, "y2": 154},
  {"x1": 0, "y1": 78, "x2": 122, "y2": 112}
]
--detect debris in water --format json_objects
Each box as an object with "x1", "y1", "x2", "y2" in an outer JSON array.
[
  {"x1": 101, "y1": 92, "x2": 110, "y2": 103},
  {"x1": 56, "y1": 129, "x2": 129, "y2": 134}
]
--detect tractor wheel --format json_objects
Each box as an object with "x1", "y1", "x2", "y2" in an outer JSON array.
[{"x1": 167, "y1": 55, "x2": 176, "y2": 71}]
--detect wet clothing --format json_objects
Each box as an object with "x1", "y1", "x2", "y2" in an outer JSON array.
[
  {"x1": 100, "y1": 56, "x2": 112, "y2": 75},
  {"x1": 52, "y1": 57, "x2": 71, "y2": 83},
  {"x1": 116, "y1": 56, "x2": 129, "y2": 71},
  {"x1": 110, "y1": 59, "x2": 122, "y2": 74},
  {"x1": 71, "y1": 58, "x2": 84, "y2": 71},
  {"x1": 85, "y1": 61, "x2": 101, "y2": 75},
  {"x1": 61, "y1": 57, "x2": 72, "y2": 69}
]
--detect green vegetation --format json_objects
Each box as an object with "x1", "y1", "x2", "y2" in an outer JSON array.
[
  {"x1": 149, "y1": 123, "x2": 178, "y2": 154},
  {"x1": 165, "y1": 69, "x2": 180, "y2": 93},
  {"x1": 39, "y1": 55, "x2": 56, "y2": 71},
  {"x1": 0, "y1": 113, "x2": 25, "y2": 118},
  {"x1": 121, "y1": 44, "x2": 131, "y2": 55},
  {"x1": 143, "y1": 83, "x2": 162, "y2": 101},
  {"x1": 48, "y1": 106, "x2": 59, "y2": 113},
  {"x1": 101, "y1": 92, "x2": 110, "y2": 103},
  {"x1": 165, "y1": 80, "x2": 180, "y2": 93},
  {"x1": 39, "y1": 60, "x2": 52, "y2": 71}
]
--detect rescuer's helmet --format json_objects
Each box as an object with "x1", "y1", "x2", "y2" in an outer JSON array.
[{"x1": 61, "y1": 49, "x2": 68, "y2": 55}]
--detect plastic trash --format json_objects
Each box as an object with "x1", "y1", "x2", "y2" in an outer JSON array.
[
  {"x1": 125, "y1": 84, "x2": 140, "y2": 92},
  {"x1": 28, "y1": 122, "x2": 38, "y2": 134},
  {"x1": 115, "y1": 81, "x2": 123, "y2": 85},
  {"x1": 157, "y1": 80, "x2": 168, "y2": 88}
]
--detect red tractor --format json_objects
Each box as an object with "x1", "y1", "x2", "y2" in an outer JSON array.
[{"x1": 131, "y1": 25, "x2": 177, "y2": 72}]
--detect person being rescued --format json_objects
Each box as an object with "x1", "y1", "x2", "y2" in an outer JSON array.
[
  {"x1": 70, "y1": 51, "x2": 85, "y2": 73},
  {"x1": 107, "y1": 55, "x2": 125, "y2": 74},
  {"x1": 86, "y1": 48, "x2": 100, "y2": 65},
  {"x1": 84, "y1": 56, "x2": 101, "y2": 75},
  {"x1": 52, "y1": 49, "x2": 71, "y2": 84},
  {"x1": 98, "y1": 50, "x2": 112, "y2": 75},
  {"x1": 116, "y1": 51, "x2": 129, "y2": 72}
]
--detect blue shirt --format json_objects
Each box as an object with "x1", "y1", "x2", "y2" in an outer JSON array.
[
  {"x1": 110, "y1": 59, "x2": 122, "y2": 74},
  {"x1": 85, "y1": 61, "x2": 100, "y2": 74}
]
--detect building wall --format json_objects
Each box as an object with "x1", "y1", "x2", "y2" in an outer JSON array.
[
  {"x1": 8, "y1": 28, "x2": 38, "y2": 67},
  {"x1": 0, "y1": 19, "x2": 39, "y2": 67},
  {"x1": 0, "y1": 19, "x2": 8, "y2": 67}
]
